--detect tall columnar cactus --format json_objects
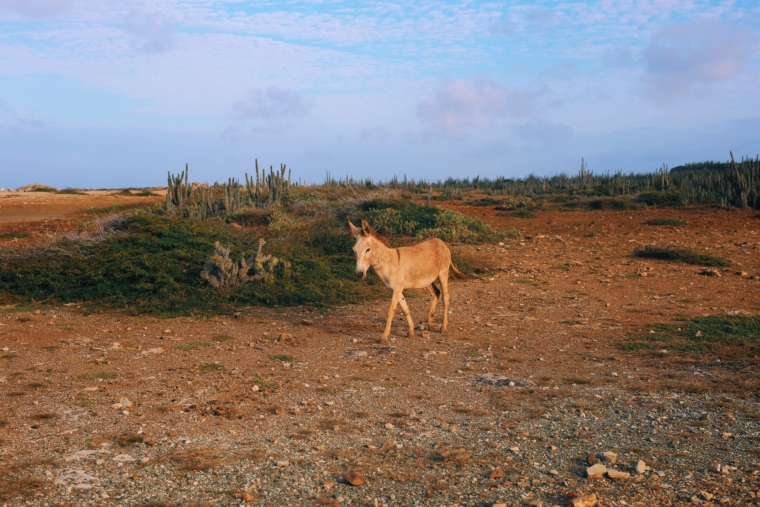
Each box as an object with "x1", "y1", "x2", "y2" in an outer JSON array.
[{"x1": 166, "y1": 164, "x2": 193, "y2": 216}]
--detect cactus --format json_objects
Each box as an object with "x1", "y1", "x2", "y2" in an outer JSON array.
[{"x1": 201, "y1": 239, "x2": 290, "y2": 290}]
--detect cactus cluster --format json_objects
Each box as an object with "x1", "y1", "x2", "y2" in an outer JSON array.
[
  {"x1": 164, "y1": 160, "x2": 292, "y2": 220},
  {"x1": 200, "y1": 239, "x2": 290, "y2": 290}
]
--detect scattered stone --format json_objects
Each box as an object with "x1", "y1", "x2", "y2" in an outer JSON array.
[
  {"x1": 601, "y1": 451, "x2": 618, "y2": 463},
  {"x1": 441, "y1": 448, "x2": 469, "y2": 462},
  {"x1": 509, "y1": 446, "x2": 520, "y2": 454},
  {"x1": 120, "y1": 397, "x2": 133, "y2": 408},
  {"x1": 54, "y1": 469, "x2": 100, "y2": 487},
  {"x1": 586, "y1": 464, "x2": 607, "y2": 479},
  {"x1": 606, "y1": 469, "x2": 630, "y2": 480},
  {"x1": 385, "y1": 423, "x2": 394, "y2": 429},
  {"x1": 344, "y1": 471, "x2": 366, "y2": 486},
  {"x1": 699, "y1": 491, "x2": 714, "y2": 501},
  {"x1": 489, "y1": 469, "x2": 503, "y2": 479},
  {"x1": 276, "y1": 460, "x2": 289, "y2": 467},
  {"x1": 112, "y1": 454, "x2": 135, "y2": 462},
  {"x1": 700, "y1": 268, "x2": 721, "y2": 277},
  {"x1": 636, "y1": 460, "x2": 648, "y2": 474},
  {"x1": 323, "y1": 480, "x2": 335, "y2": 490},
  {"x1": 302, "y1": 319, "x2": 314, "y2": 326},
  {"x1": 492, "y1": 503, "x2": 507, "y2": 507},
  {"x1": 571, "y1": 494, "x2": 598, "y2": 507}
]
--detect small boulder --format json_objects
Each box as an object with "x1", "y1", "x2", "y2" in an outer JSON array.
[
  {"x1": 586, "y1": 464, "x2": 607, "y2": 479},
  {"x1": 571, "y1": 494, "x2": 598, "y2": 507},
  {"x1": 606, "y1": 469, "x2": 630, "y2": 480},
  {"x1": 344, "y1": 471, "x2": 366, "y2": 486},
  {"x1": 636, "y1": 460, "x2": 648, "y2": 474}
]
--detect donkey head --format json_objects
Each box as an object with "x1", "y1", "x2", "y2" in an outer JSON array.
[{"x1": 348, "y1": 218, "x2": 379, "y2": 280}]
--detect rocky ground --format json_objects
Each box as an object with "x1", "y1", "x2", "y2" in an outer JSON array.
[{"x1": 1, "y1": 200, "x2": 760, "y2": 507}]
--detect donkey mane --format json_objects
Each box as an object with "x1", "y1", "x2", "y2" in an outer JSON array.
[{"x1": 370, "y1": 231, "x2": 391, "y2": 247}]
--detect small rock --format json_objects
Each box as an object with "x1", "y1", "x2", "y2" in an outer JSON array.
[
  {"x1": 301, "y1": 319, "x2": 314, "y2": 326},
  {"x1": 492, "y1": 503, "x2": 507, "y2": 507},
  {"x1": 120, "y1": 397, "x2": 133, "y2": 408},
  {"x1": 163, "y1": 329, "x2": 171, "y2": 333},
  {"x1": 601, "y1": 451, "x2": 618, "y2": 463},
  {"x1": 699, "y1": 491, "x2": 714, "y2": 501},
  {"x1": 385, "y1": 423, "x2": 394, "y2": 429},
  {"x1": 636, "y1": 460, "x2": 648, "y2": 474},
  {"x1": 549, "y1": 470, "x2": 558, "y2": 476},
  {"x1": 276, "y1": 460, "x2": 289, "y2": 467},
  {"x1": 529, "y1": 502, "x2": 542, "y2": 507},
  {"x1": 344, "y1": 471, "x2": 366, "y2": 486},
  {"x1": 441, "y1": 448, "x2": 469, "y2": 462},
  {"x1": 586, "y1": 464, "x2": 606, "y2": 479},
  {"x1": 571, "y1": 494, "x2": 598, "y2": 507},
  {"x1": 323, "y1": 480, "x2": 335, "y2": 490},
  {"x1": 111, "y1": 403, "x2": 123, "y2": 410},
  {"x1": 233, "y1": 312, "x2": 242, "y2": 319},
  {"x1": 606, "y1": 469, "x2": 630, "y2": 479},
  {"x1": 509, "y1": 446, "x2": 520, "y2": 454},
  {"x1": 278, "y1": 333, "x2": 292, "y2": 342},
  {"x1": 251, "y1": 384, "x2": 260, "y2": 392},
  {"x1": 489, "y1": 469, "x2": 503, "y2": 479}
]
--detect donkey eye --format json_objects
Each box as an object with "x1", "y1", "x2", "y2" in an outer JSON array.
[{"x1": 365, "y1": 248, "x2": 371, "y2": 253}]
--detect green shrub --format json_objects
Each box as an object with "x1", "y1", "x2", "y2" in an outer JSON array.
[
  {"x1": 0, "y1": 214, "x2": 383, "y2": 316},
  {"x1": 644, "y1": 218, "x2": 686, "y2": 226},
  {"x1": 175, "y1": 341, "x2": 212, "y2": 351},
  {"x1": 634, "y1": 246, "x2": 730, "y2": 267},
  {"x1": 637, "y1": 192, "x2": 683, "y2": 206}
]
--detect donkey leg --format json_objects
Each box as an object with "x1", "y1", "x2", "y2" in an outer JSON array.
[
  {"x1": 425, "y1": 284, "x2": 440, "y2": 330},
  {"x1": 398, "y1": 292, "x2": 415, "y2": 338},
  {"x1": 381, "y1": 288, "x2": 403, "y2": 342},
  {"x1": 439, "y1": 271, "x2": 450, "y2": 333}
]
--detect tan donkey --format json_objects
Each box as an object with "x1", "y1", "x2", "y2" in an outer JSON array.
[{"x1": 349, "y1": 218, "x2": 468, "y2": 343}]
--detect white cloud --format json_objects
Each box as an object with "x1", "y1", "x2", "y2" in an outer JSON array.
[
  {"x1": 227, "y1": 87, "x2": 312, "y2": 121},
  {"x1": 641, "y1": 18, "x2": 755, "y2": 102},
  {"x1": 124, "y1": 9, "x2": 175, "y2": 54},
  {"x1": 417, "y1": 77, "x2": 548, "y2": 136},
  {"x1": 0, "y1": 0, "x2": 71, "y2": 19}
]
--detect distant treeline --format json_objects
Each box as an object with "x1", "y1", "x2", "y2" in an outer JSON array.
[{"x1": 324, "y1": 155, "x2": 760, "y2": 209}]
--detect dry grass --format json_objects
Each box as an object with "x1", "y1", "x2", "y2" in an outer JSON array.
[
  {"x1": 0, "y1": 477, "x2": 45, "y2": 501},
  {"x1": 168, "y1": 449, "x2": 222, "y2": 471}
]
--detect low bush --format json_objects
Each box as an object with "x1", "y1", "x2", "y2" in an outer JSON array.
[
  {"x1": 634, "y1": 246, "x2": 730, "y2": 267},
  {"x1": 644, "y1": 218, "x2": 686, "y2": 226}
]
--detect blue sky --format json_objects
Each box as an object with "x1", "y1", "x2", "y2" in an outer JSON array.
[{"x1": 0, "y1": 0, "x2": 758, "y2": 188}]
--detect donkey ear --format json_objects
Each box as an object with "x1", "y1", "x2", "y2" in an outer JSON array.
[
  {"x1": 348, "y1": 217, "x2": 362, "y2": 237},
  {"x1": 361, "y1": 219, "x2": 374, "y2": 236}
]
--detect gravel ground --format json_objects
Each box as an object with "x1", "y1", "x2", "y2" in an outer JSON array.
[{"x1": 1, "y1": 207, "x2": 760, "y2": 507}]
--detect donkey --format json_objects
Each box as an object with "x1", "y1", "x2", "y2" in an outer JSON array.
[{"x1": 349, "y1": 218, "x2": 468, "y2": 343}]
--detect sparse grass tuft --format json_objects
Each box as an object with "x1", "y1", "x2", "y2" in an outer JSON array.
[
  {"x1": 622, "y1": 314, "x2": 760, "y2": 361},
  {"x1": 644, "y1": 218, "x2": 686, "y2": 226},
  {"x1": 200, "y1": 363, "x2": 225, "y2": 372},
  {"x1": 176, "y1": 341, "x2": 212, "y2": 351},
  {"x1": 116, "y1": 432, "x2": 145, "y2": 446},
  {"x1": 270, "y1": 354, "x2": 293, "y2": 362},
  {"x1": 0, "y1": 477, "x2": 45, "y2": 501},
  {"x1": 30, "y1": 413, "x2": 56, "y2": 421},
  {"x1": 168, "y1": 449, "x2": 221, "y2": 471},
  {"x1": 213, "y1": 335, "x2": 233, "y2": 342},
  {"x1": 634, "y1": 246, "x2": 730, "y2": 267}
]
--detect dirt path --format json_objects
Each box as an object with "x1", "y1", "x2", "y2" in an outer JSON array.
[{"x1": 0, "y1": 204, "x2": 759, "y2": 506}]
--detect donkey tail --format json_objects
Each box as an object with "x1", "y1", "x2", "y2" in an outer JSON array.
[{"x1": 450, "y1": 262, "x2": 470, "y2": 280}]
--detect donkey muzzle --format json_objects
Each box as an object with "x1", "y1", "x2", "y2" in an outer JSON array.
[{"x1": 355, "y1": 270, "x2": 366, "y2": 279}]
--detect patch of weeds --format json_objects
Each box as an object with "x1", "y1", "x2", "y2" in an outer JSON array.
[
  {"x1": 200, "y1": 363, "x2": 225, "y2": 372},
  {"x1": 16, "y1": 315, "x2": 32, "y2": 322},
  {"x1": 513, "y1": 279, "x2": 535, "y2": 284},
  {"x1": 622, "y1": 314, "x2": 760, "y2": 361},
  {"x1": 563, "y1": 378, "x2": 592, "y2": 385},
  {"x1": 175, "y1": 341, "x2": 212, "y2": 351},
  {"x1": 1, "y1": 353, "x2": 18, "y2": 360},
  {"x1": 77, "y1": 371, "x2": 116, "y2": 380},
  {"x1": 634, "y1": 246, "x2": 730, "y2": 267},
  {"x1": 644, "y1": 218, "x2": 686, "y2": 226},
  {"x1": 551, "y1": 264, "x2": 570, "y2": 271},
  {"x1": 251, "y1": 379, "x2": 277, "y2": 389},
  {"x1": 213, "y1": 335, "x2": 233, "y2": 342},
  {"x1": 584, "y1": 232, "x2": 596, "y2": 237},
  {"x1": 270, "y1": 354, "x2": 293, "y2": 362},
  {"x1": 57, "y1": 188, "x2": 87, "y2": 195},
  {"x1": 465, "y1": 350, "x2": 480, "y2": 358},
  {"x1": 27, "y1": 382, "x2": 45, "y2": 389}
]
